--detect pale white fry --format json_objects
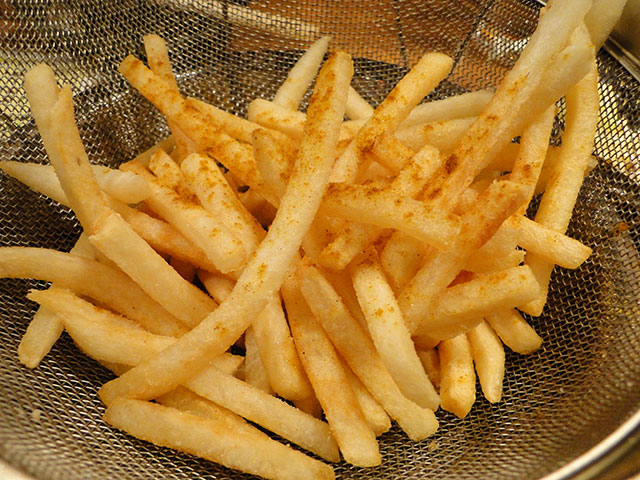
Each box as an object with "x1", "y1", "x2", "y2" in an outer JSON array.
[
  {"x1": 0, "y1": 247, "x2": 187, "y2": 337},
  {"x1": 0, "y1": 161, "x2": 151, "y2": 206},
  {"x1": 336, "y1": 355, "x2": 391, "y2": 437},
  {"x1": 104, "y1": 399, "x2": 335, "y2": 480},
  {"x1": 467, "y1": 320, "x2": 505, "y2": 403},
  {"x1": 282, "y1": 276, "x2": 381, "y2": 467},
  {"x1": 198, "y1": 270, "x2": 313, "y2": 402},
  {"x1": 584, "y1": 0, "x2": 628, "y2": 49},
  {"x1": 394, "y1": 117, "x2": 475, "y2": 153},
  {"x1": 99, "y1": 51, "x2": 353, "y2": 405},
  {"x1": 88, "y1": 212, "x2": 217, "y2": 328},
  {"x1": 417, "y1": 348, "x2": 441, "y2": 393},
  {"x1": 252, "y1": 128, "x2": 293, "y2": 202},
  {"x1": 439, "y1": 334, "x2": 476, "y2": 418},
  {"x1": 298, "y1": 261, "x2": 438, "y2": 441},
  {"x1": 401, "y1": 89, "x2": 493, "y2": 127},
  {"x1": 273, "y1": 35, "x2": 331, "y2": 111},
  {"x1": 17, "y1": 233, "x2": 95, "y2": 368},
  {"x1": 346, "y1": 86, "x2": 374, "y2": 120},
  {"x1": 485, "y1": 309, "x2": 542, "y2": 354},
  {"x1": 350, "y1": 248, "x2": 439, "y2": 411}
]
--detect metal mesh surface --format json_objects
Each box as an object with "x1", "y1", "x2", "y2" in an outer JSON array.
[{"x1": 1, "y1": 1, "x2": 639, "y2": 479}]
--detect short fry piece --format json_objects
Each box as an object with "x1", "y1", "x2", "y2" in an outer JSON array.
[
  {"x1": 486, "y1": 309, "x2": 542, "y2": 354},
  {"x1": 439, "y1": 334, "x2": 476, "y2": 418},
  {"x1": 467, "y1": 320, "x2": 505, "y2": 403}
]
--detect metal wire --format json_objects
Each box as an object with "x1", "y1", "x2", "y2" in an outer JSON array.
[{"x1": 0, "y1": 1, "x2": 639, "y2": 479}]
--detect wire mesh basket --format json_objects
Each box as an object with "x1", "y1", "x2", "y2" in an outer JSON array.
[{"x1": 0, "y1": 1, "x2": 639, "y2": 479}]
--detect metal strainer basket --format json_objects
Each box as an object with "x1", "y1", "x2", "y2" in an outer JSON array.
[{"x1": 1, "y1": 1, "x2": 639, "y2": 479}]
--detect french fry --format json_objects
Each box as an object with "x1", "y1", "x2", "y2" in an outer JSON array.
[
  {"x1": 394, "y1": 117, "x2": 475, "y2": 153},
  {"x1": 522, "y1": 50, "x2": 599, "y2": 316},
  {"x1": 88, "y1": 212, "x2": 217, "y2": 328},
  {"x1": 252, "y1": 128, "x2": 294, "y2": 202},
  {"x1": 99, "y1": 51, "x2": 353, "y2": 405},
  {"x1": 350, "y1": 248, "x2": 440, "y2": 411},
  {"x1": 24, "y1": 65, "x2": 111, "y2": 233},
  {"x1": 346, "y1": 86, "x2": 374, "y2": 120},
  {"x1": 584, "y1": 0, "x2": 628, "y2": 49},
  {"x1": 336, "y1": 354, "x2": 391, "y2": 436},
  {"x1": 243, "y1": 327, "x2": 275, "y2": 394},
  {"x1": 485, "y1": 309, "x2": 542, "y2": 354},
  {"x1": 104, "y1": 399, "x2": 335, "y2": 480},
  {"x1": 143, "y1": 34, "x2": 197, "y2": 161},
  {"x1": 180, "y1": 152, "x2": 265, "y2": 251},
  {"x1": 0, "y1": 247, "x2": 187, "y2": 336},
  {"x1": 0, "y1": 161, "x2": 151, "y2": 207},
  {"x1": 282, "y1": 276, "x2": 381, "y2": 467},
  {"x1": 117, "y1": 56, "x2": 277, "y2": 205},
  {"x1": 321, "y1": 182, "x2": 460, "y2": 249},
  {"x1": 413, "y1": 265, "x2": 540, "y2": 340},
  {"x1": 120, "y1": 135, "x2": 175, "y2": 170},
  {"x1": 273, "y1": 35, "x2": 331, "y2": 111},
  {"x1": 439, "y1": 334, "x2": 476, "y2": 418},
  {"x1": 417, "y1": 348, "x2": 441, "y2": 393},
  {"x1": 26, "y1": 287, "x2": 241, "y2": 372},
  {"x1": 379, "y1": 232, "x2": 426, "y2": 292},
  {"x1": 466, "y1": 320, "x2": 505, "y2": 403},
  {"x1": 247, "y1": 97, "x2": 364, "y2": 143},
  {"x1": 130, "y1": 151, "x2": 249, "y2": 273},
  {"x1": 401, "y1": 89, "x2": 493, "y2": 127},
  {"x1": 331, "y1": 52, "x2": 453, "y2": 182},
  {"x1": 107, "y1": 198, "x2": 220, "y2": 272},
  {"x1": 399, "y1": 180, "x2": 528, "y2": 334},
  {"x1": 198, "y1": 270, "x2": 313, "y2": 401},
  {"x1": 298, "y1": 261, "x2": 438, "y2": 441},
  {"x1": 188, "y1": 97, "x2": 298, "y2": 156}
]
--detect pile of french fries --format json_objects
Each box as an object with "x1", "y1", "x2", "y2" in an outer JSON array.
[{"x1": 0, "y1": 1, "x2": 626, "y2": 478}]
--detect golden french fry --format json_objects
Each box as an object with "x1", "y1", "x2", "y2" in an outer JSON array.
[
  {"x1": 336, "y1": 354, "x2": 391, "y2": 436},
  {"x1": 298, "y1": 261, "x2": 438, "y2": 441},
  {"x1": 143, "y1": 34, "x2": 197, "y2": 161},
  {"x1": 88, "y1": 211, "x2": 217, "y2": 328},
  {"x1": 104, "y1": 399, "x2": 335, "y2": 480},
  {"x1": 117, "y1": 55, "x2": 277, "y2": 205},
  {"x1": 466, "y1": 320, "x2": 505, "y2": 403},
  {"x1": 0, "y1": 247, "x2": 187, "y2": 336},
  {"x1": 417, "y1": 348, "x2": 441, "y2": 393},
  {"x1": 331, "y1": 52, "x2": 453, "y2": 182},
  {"x1": 99, "y1": 51, "x2": 353, "y2": 405},
  {"x1": 273, "y1": 36, "x2": 331, "y2": 111},
  {"x1": 282, "y1": 275, "x2": 381, "y2": 467},
  {"x1": 399, "y1": 180, "x2": 528, "y2": 333},
  {"x1": 439, "y1": 334, "x2": 476, "y2": 418},
  {"x1": 321, "y1": 182, "x2": 460, "y2": 250},
  {"x1": 522, "y1": 48, "x2": 599, "y2": 316},
  {"x1": 414, "y1": 265, "x2": 540, "y2": 340},
  {"x1": 252, "y1": 128, "x2": 294, "y2": 202},
  {"x1": 485, "y1": 308, "x2": 542, "y2": 354},
  {"x1": 395, "y1": 117, "x2": 475, "y2": 153},
  {"x1": 584, "y1": 0, "x2": 628, "y2": 49},
  {"x1": 198, "y1": 270, "x2": 313, "y2": 402},
  {"x1": 243, "y1": 327, "x2": 275, "y2": 395},
  {"x1": 350, "y1": 248, "x2": 439, "y2": 411},
  {"x1": 131, "y1": 151, "x2": 249, "y2": 273}
]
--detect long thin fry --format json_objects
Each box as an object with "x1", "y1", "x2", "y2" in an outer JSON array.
[{"x1": 99, "y1": 51, "x2": 353, "y2": 405}]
